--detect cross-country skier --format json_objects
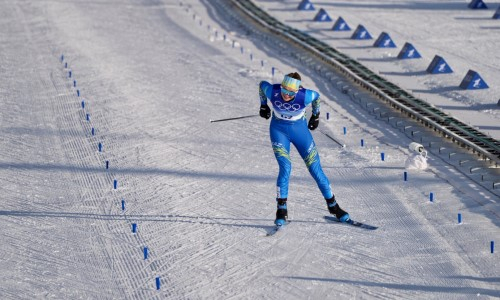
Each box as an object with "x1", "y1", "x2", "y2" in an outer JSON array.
[{"x1": 259, "y1": 72, "x2": 350, "y2": 226}]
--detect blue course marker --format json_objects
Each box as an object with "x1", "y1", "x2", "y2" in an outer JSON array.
[{"x1": 156, "y1": 277, "x2": 161, "y2": 290}]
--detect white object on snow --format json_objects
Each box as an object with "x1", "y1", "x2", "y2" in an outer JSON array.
[
  {"x1": 405, "y1": 153, "x2": 428, "y2": 170},
  {"x1": 409, "y1": 142, "x2": 427, "y2": 157},
  {"x1": 405, "y1": 142, "x2": 428, "y2": 170}
]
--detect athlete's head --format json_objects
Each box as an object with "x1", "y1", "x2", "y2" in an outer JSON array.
[{"x1": 281, "y1": 72, "x2": 301, "y2": 99}]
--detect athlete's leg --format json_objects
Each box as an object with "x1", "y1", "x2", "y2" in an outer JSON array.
[
  {"x1": 290, "y1": 119, "x2": 333, "y2": 199},
  {"x1": 269, "y1": 119, "x2": 292, "y2": 199}
]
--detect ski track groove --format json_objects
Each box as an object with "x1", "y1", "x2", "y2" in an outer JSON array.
[
  {"x1": 0, "y1": 2, "x2": 159, "y2": 297},
  {"x1": 53, "y1": 65, "x2": 133, "y2": 297},
  {"x1": 47, "y1": 6, "x2": 192, "y2": 296}
]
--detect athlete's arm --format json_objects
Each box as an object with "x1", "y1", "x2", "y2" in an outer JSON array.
[
  {"x1": 305, "y1": 89, "x2": 320, "y2": 116},
  {"x1": 259, "y1": 81, "x2": 273, "y2": 105}
]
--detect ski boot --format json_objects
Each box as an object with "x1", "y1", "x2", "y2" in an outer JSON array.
[
  {"x1": 326, "y1": 195, "x2": 350, "y2": 223},
  {"x1": 275, "y1": 198, "x2": 288, "y2": 226}
]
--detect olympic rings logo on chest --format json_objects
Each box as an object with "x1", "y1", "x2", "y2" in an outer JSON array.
[{"x1": 274, "y1": 101, "x2": 302, "y2": 112}]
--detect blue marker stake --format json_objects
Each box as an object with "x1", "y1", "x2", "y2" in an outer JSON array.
[
  {"x1": 113, "y1": 179, "x2": 117, "y2": 189},
  {"x1": 381, "y1": 152, "x2": 385, "y2": 161},
  {"x1": 326, "y1": 112, "x2": 330, "y2": 120},
  {"x1": 77, "y1": 90, "x2": 80, "y2": 97},
  {"x1": 361, "y1": 139, "x2": 364, "y2": 147},
  {"x1": 404, "y1": 171, "x2": 408, "y2": 181},
  {"x1": 121, "y1": 199, "x2": 125, "y2": 211},
  {"x1": 458, "y1": 213, "x2": 462, "y2": 224},
  {"x1": 343, "y1": 127, "x2": 347, "y2": 135},
  {"x1": 81, "y1": 100, "x2": 85, "y2": 109},
  {"x1": 272, "y1": 67, "x2": 275, "y2": 77},
  {"x1": 156, "y1": 277, "x2": 161, "y2": 290},
  {"x1": 69, "y1": 71, "x2": 72, "y2": 78},
  {"x1": 132, "y1": 223, "x2": 137, "y2": 233},
  {"x1": 91, "y1": 127, "x2": 95, "y2": 135},
  {"x1": 429, "y1": 192, "x2": 434, "y2": 202},
  {"x1": 144, "y1": 247, "x2": 149, "y2": 260},
  {"x1": 491, "y1": 241, "x2": 495, "y2": 254},
  {"x1": 98, "y1": 142, "x2": 102, "y2": 152},
  {"x1": 86, "y1": 113, "x2": 90, "y2": 121},
  {"x1": 61, "y1": 54, "x2": 64, "y2": 62},
  {"x1": 65, "y1": 62, "x2": 68, "y2": 68},
  {"x1": 106, "y1": 160, "x2": 109, "y2": 169},
  {"x1": 73, "y1": 80, "x2": 76, "y2": 87}
]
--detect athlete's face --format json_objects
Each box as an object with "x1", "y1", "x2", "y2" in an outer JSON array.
[{"x1": 280, "y1": 86, "x2": 298, "y2": 101}]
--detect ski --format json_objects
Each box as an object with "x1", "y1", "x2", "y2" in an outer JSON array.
[
  {"x1": 266, "y1": 221, "x2": 290, "y2": 236},
  {"x1": 324, "y1": 216, "x2": 378, "y2": 230}
]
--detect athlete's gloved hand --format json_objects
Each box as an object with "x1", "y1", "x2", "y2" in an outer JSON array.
[
  {"x1": 308, "y1": 112, "x2": 320, "y2": 130},
  {"x1": 259, "y1": 104, "x2": 271, "y2": 119}
]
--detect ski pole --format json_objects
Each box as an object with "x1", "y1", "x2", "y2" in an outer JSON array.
[
  {"x1": 210, "y1": 114, "x2": 259, "y2": 123},
  {"x1": 320, "y1": 130, "x2": 345, "y2": 148}
]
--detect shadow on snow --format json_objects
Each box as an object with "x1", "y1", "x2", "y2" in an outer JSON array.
[{"x1": 286, "y1": 276, "x2": 500, "y2": 297}]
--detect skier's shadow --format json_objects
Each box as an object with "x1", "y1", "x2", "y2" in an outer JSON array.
[
  {"x1": 0, "y1": 210, "x2": 328, "y2": 235},
  {"x1": 0, "y1": 210, "x2": 271, "y2": 230}
]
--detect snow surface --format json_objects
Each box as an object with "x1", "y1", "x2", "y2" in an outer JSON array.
[{"x1": 0, "y1": 0, "x2": 498, "y2": 299}]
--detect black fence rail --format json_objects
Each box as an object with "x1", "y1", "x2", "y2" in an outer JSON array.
[{"x1": 230, "y1": 0, "x2": 500, "y2": 165}]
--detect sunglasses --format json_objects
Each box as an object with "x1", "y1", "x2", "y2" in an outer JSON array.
[{"x1": 281, "y1": 87, "x2": 297, "y2": 97}]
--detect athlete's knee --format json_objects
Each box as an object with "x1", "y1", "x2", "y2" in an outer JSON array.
[
  {"x1": 301, "y1": 142, "x2": 320, "y2": 168},
  {"x1": 273, "y1": 143, "x2": 290, "y2": 160}
]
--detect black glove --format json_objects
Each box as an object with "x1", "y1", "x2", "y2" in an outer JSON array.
[
  {"x1": 308, "y1": 112, "x2": 320, "y2": 130},
  {"x1": 259, "y1": 104, "x2": 271, "y2": 119}
]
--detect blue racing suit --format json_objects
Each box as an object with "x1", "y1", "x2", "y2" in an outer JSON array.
[{"x1": 259, "y1": 81, "x2": 333, "y2": 200}]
